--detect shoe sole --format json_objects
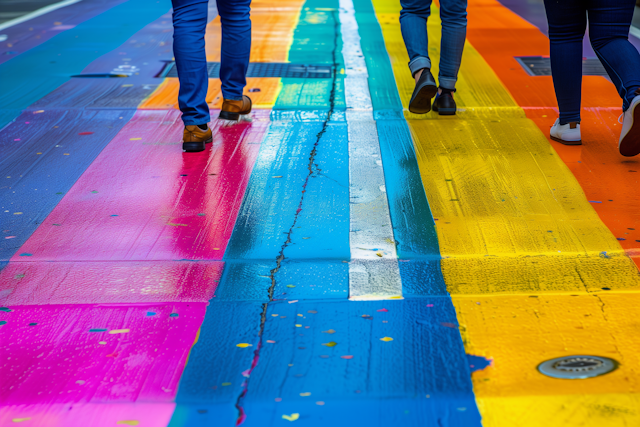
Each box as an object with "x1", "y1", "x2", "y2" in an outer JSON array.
[
  {"x1": 409, "y1": 84, "x2": 437, "y2": 114},
  {"x1": 432, "y1": 98, "x2": 456, "y2": 116},
  {"x1": 182, "y1": 137, "x2": 212, "y2": 153},
  {"x1": 619, "y1": 100, "x2": 640, "y2": 157},
  {"x1": 218, "y1": 110, "x2": 240, "y2": 121},
  {"x1": 550, "y1": 135, "x2": 582, "y2": 146}
]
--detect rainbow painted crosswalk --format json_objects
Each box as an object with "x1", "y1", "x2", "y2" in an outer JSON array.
[{"x1": 1, "y1": 0, "x2": 639, "y2": 426}]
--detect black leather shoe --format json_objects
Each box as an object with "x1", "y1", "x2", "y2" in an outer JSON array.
[
  {"x1": 432, "y1": 90, "x2": 457, "y2": 115},
  {"x1": 408, "y1": 69, "x2": 438, "y2": 114}
]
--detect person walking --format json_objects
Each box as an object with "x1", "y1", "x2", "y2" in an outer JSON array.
[
  {"x1": 172, "y1": 0, "x2": 253, "y2": 153},
  {"x1": 545, "y1": 0, "x2": 640, "y2": 157},
  {"x1": 401, "y1": 0, "x2": 467, "y2": 115}
]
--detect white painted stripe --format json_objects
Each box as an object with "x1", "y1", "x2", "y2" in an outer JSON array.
[
  {"x1": 339, "y1": 0, "x2": 403, "y2": 300},
  {"x1": 0, "y1": 0, "x2": 82, "y2": 32}
]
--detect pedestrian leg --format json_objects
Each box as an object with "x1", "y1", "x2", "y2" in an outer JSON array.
[
  {"x1": 401, "y1": 0, "x2": 439, "y2": 114},
  {"x1": 543, "y1": 0, "x2": 586, "y2": 144},
  {"x1": 432, "y1": 0, "x2": 467, "y2": 115},
  {"x1": 588, "y1": 0, "x2": 640, "y2": 156},
  {"x1": 172, "y1": 0, "x2": 213, "y2": 152},
  {"x1": 172, "y1": 0, "x2": 211, "y2": 126},
  {"x1": 217, "y1": 0, "x2": 253, "y2": 120}
]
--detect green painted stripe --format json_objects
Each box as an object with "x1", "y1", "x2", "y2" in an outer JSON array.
[{"x1": 274, "y1": 0, "x2": 347, "y2": 111}]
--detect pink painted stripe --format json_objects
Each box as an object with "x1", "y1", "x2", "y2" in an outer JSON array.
[
  {"x1": 0, "y1": 403, "x2": 175, "y2": 427},
  {"x1": 0, "y1": 302, "x2": 205, "y2": 405},
  {"x1": 12, "y1": 109, "x2": 268, "y2": 262},
  {"x1": 0, "y1": 261, "x2": 222, "y2": 305}
]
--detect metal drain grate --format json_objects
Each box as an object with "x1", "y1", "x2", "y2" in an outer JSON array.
[
  {"x1": 160, "y1": 62, "x2": 333, "y2": 79},
  {"x1": 515, "y1": 56, "x2": 609, "y2": 77},
  {"x1": 538, "y1": 355, "x2": 618, "y2": 379}
]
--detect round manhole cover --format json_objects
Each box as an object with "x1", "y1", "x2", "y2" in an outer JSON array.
[{"x1": 538, "y1": 355, "x2": 618, "y2": 379}]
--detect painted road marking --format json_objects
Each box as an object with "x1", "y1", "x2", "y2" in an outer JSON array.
[
  {"x1": 340, "y1": 0, "x2": 402, "y2": 300},
  {"x1": 0, "y1": 0, "x2": 82, "y2": 32},
  {"x1": 371, "y1": 0, "x2": 640, "y2": 295},
  {"x1": 0, "y1": 0, "x2": 170, "y2": 129},
  {"x1": 372, "y1": 1, "x2": 640, "y2": 426}
]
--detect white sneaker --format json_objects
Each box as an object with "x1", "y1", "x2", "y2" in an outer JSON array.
[
  {"x1": 550, "y1": 119, "x2": 581, "y2": 145},
  {"x1": 619, "y1": 92, "x2": 640, "y2": 157}
]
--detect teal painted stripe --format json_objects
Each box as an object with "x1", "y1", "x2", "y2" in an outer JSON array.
[
  {"x1": 349, "y1": 1, "x2": 402, "y2": 112},
  {"x1": 0, "y1": 0, "x2": 170, "y2": 130},
  {"x1": 274, "y1": 5, "x2": 346, "y2": 111}
]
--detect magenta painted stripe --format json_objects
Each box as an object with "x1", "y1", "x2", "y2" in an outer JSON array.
[
  {"x1": 0, "y1": 403, "x2": 175, "y2": 427},
  {"x1": 0, "y1": 261, "x2": 222, "y2": 305},
  {"x1": 0, "y1": 302, "x2": 206, "y2": 405},
  {"x1": 12, "y1": 109, "x2": 269, "y2": 262}
]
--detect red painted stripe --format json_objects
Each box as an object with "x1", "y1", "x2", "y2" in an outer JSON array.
[{"x1": 0, "y1": 261, "x2": 222, "y2": 305}]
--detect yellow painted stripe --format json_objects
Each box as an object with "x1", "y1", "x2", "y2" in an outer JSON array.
[
  {"x1": 371, "y1": 1, "x2": 640, "y2": 425},
  {"x1": 371, "y1": 0, "x2": 640, "y2": 293},
  {"x1": 456, "y1": 293, "x2": 640, "y2": 426}
]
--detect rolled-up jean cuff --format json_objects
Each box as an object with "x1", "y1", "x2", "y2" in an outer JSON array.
[
  {"x1": 438, "y1": 77, "x2": 457, "y2": 90},
  {"x1": 409, "y1": 56, "x2": 431, "y2": 77},
  {"x1": 182, "y1": 116, "x2": 211, "y2": 126},
  {"x1": 558, "y1": 115, "x2": 581, "y2": 125}
]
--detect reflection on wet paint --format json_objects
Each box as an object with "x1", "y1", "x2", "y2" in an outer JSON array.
[{"x1": 3, "y1": 0, "x2": 638, "y2": 425}]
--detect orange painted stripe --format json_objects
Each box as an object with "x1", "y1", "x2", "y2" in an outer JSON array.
[
  {"x1": 466, "y1": 0, "x2": 640, "y2": 267},
  {"x1": 140, "y1": 0, "x2": 304, "y2": 110}
]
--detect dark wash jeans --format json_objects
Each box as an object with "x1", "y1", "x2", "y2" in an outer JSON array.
[
  {"x1": 400, "y1": 0, "x2": 468, "y2": 90},
  {"x1": 172, "y1": 0, "x2": 251, "y2": 125},
  {"x1": 544, "y1": 0, "x2": 640, "y2": 124}
]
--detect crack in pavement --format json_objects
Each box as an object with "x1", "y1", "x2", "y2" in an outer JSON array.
[{"x1": 233, "y1": 10, "x2": 341, "y2": 426}]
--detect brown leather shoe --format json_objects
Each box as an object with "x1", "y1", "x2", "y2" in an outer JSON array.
[
  {"x1": 182, "y1": 125, "x2": 212, "y2": 153},
  {"x1": 219, "y1": 95, "x2": 252, "y2": 120}
]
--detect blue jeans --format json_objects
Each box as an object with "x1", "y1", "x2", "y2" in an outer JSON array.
[
  {"x1": 172, "y1": 0, "x2": 251, "y2": 125},
  {"x1": 400, "y1": 0, "x2": 467, "y2": 90},
  {"x1": 544, "y1": 0, "x2": 640, "y2": 124}
]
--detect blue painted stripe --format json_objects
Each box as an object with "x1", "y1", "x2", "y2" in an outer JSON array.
[
  {"x1": 172, "y1": 1, "x2": 482, "y2": 426},
  {"x1": 172, "y1": 299, "x2": 480, "y2": 426},
  {"x1": 215, "y1": 260, "x2": 349, "y2": 302},
  {"x1": 0, "y1": 0, "x2": 170, "y2": 130},
  {"x1": 224, "y1": 118, "x2": 351, "y2": 263}
]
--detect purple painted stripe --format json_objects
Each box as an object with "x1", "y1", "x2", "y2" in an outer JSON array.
[
  {"x1": 0, "y1": 0, "x2": 129, "y2": 66},
  {"x1": 0, "y1": 8, "x2": 176, "y2": 261}
]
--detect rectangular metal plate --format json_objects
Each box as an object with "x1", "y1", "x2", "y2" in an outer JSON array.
[
  {"x1": 515, "y1": 56, "x2": 609, "y2": 77},
  {"x1": 161, "y1": 62, "x2": 333, "y2": 79}
]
